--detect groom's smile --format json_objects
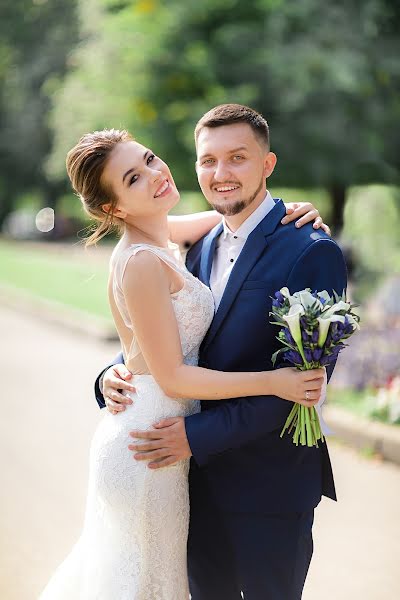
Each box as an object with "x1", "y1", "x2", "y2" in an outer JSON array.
[
  {"x1": 213, "y1": 182, "x2": 241, "y2": 194},
  {"x1": 212, "y1": 180, "x2": 242, "y2": 203}
]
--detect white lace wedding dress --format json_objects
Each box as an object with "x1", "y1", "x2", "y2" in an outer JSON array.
[{"x1": 39, "y1": 243, "x2": 215, "y2": 600}]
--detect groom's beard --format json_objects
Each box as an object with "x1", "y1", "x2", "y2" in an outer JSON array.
[{"x1": 210, "y1": 175, "x2": 265, "y2": 216}]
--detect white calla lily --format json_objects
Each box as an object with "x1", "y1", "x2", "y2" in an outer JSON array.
[
  {"x1": 321, "y1": 300, "x2": 350, "y2": 318},
  {"x1": 283, "y1": 304, "x2": 304, "y2": 343},
  {"x1": 288, "y1": 295, "x2": 301, "y2": 306},
  {"x1": 317, "y1": 314, "x2": 345, "y2": 347},
  {"x1": 318, "y1": 290, "x2": 331, "y2": 304},
  {"x1": 298, "y1": 290, "x2": 322, "y2": 310},
  {"x1": 282, "y1": 303, "x2": 307, "y2": 364},
  {"x1": 346, "y1": 313, "x2": 360, "y2": 331},
  {"x1": 279, "y1": 287, "x2": 299, "y2": 307}
]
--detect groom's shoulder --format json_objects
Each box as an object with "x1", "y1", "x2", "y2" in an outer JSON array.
[{"x1": 278, "y1": 221, "x2": 342, "y2": 258}]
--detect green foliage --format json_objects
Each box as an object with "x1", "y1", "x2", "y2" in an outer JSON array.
[
  {"x1": 0, "y1": 0, "x2": 79, "y2": 224},
  {"x1": 342, "y1": 184, "x2": 400, "y2": 276},
  {"x1": 47, "y1": 0, "x2": 173, "y2": 178},
  {"x1": 328, "y1": 386, "x2": 400, "y2": 427},
  {"x1": 47, "y1": 0, "x2": 400, "y2": 193},
  {"x1": 1, "y1": 0, "x2": 400, "y2": 233}
]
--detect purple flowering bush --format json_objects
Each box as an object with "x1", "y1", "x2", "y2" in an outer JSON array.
[
  {"x1": 330, "y1": 326, "x2": 400, "y2": 391},
  {"x1": 329, "y1": 329, "x2": 400, "y2": 427}
]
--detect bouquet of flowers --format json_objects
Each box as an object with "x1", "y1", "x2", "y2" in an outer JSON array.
[{"x1": 270, "y1": 288, "x2": 360, "y2": 447}]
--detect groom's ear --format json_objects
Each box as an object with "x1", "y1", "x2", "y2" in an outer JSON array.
[{"x1": 264, "y1": 152, "x2": 277, "y2": 179}]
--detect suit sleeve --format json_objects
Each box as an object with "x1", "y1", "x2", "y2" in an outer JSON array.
[
  {"x1": 94, "y1": 351, "x2": 125, "y2": 409},
  {"x1": 185, "y1": 238, "x2": 348, "y2": 466}
]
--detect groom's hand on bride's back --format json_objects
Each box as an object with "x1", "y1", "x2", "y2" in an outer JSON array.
[{"x1": 102, "y1": 364, "x2": 136, "y2": 415}]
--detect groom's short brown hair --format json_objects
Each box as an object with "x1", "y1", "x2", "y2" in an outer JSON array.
[{"x1": 194, "y1": 104, "x2": 270, "y2": 149}]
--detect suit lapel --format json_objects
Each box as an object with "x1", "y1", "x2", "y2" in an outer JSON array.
[
  {"x1": 199, "y1": 222, "x2": 223, "y2": 286},
  {"x1": 202, "y1": 199, "x2": 286, "y2": 352}
]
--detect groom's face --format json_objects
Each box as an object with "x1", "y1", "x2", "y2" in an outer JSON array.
[{"x1": 195, "y1": 123, "x2": 276, "y2": 216}]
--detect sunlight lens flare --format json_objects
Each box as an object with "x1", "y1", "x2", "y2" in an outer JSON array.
[{"x1": 35, "y1": 207, "x2": 54, "y2": 233}]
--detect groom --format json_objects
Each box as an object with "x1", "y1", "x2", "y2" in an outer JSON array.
[{"x1": 95, "y1": 104, "x2": 347, "y2": 599}]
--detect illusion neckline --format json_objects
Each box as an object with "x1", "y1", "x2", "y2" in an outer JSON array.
[{"x1": 126, "y1": 241, "x2": 180, "y2": 251}]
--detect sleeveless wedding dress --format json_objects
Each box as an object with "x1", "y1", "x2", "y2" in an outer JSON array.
[{"x1": 39, "y1": 243, "x2": 215, "y2": 600}]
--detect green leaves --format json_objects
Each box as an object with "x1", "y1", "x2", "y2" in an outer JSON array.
[{"x1": 2, "y1": 0, "x2": 399, "y2": 231}]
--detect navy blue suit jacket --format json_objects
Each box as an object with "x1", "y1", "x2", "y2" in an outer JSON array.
[{"x1": 95, "y1": 199, "x2": 347, "y2": 514}]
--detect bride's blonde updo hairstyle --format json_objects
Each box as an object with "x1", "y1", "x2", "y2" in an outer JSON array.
[{"x1": 66, "y1": 128, "x2": 133, "y2": 246}]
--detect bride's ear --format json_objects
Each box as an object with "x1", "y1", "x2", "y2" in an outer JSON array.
[{"x1": 101, "y1": 203, "x2": 127, "y2": 219}]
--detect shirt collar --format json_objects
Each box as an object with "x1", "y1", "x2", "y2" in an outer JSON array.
[{"x1": 221, "y1": 191, "x2": 276, "y2": 241}]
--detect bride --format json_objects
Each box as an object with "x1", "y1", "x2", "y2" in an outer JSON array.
[{"x1": 39, "y1": 129, "x2": 327, "y2": 599}]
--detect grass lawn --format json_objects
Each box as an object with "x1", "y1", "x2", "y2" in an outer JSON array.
[
  {"x1": 0, "y1": 239, "x2": 112, "y2": 320},
  {"x1": 328, "y1": 387, "x2": 400, "y2": 426},
  {"x1": 328, "y1": 388, "x2": 371, "y2": 417}
]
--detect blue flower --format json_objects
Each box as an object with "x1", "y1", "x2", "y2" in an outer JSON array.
[
  {"x1": 320, "y1": 354, "x2": 332, "y2": 366},
  {"x1": 312, "y1": 347, "x2": 323, "y2": 361},
  {"x1": 331, "y1": 324, "x2": 345, "y2": 343},
  {"x1": 304, "y1": 348, "x2": 313, "y2": 363},
  {"x1": 301, "y1": 329, "x2": 309, "y2": 341},
  {"x1": 343, "y1": 316, "x2": 354, "y2": 335},
  {"x1": 284, "y1": 350, "x2": 303, "y2": 365},
  {"x1": 284, "y1": 328, "x2": 294, "y2": 344},
  {"x1": 312, "y1": 329, "x2": 319, "y2": 343}
]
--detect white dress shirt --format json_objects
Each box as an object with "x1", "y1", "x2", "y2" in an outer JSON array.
[{"x1": 209, "y1": 191, "x2": 276, "y2": 310}]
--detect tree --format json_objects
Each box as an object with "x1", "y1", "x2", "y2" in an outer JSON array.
[
  {"x1": 46, "y1": 0, "x2": 171, "y2": 180},
  {"x1": 142, "y1": 0, "x2": 400, "y2": 231},
  {"x1": 0, "y1": 0, "x2": 79, "y2": 227},
  {"x1": 44, "y1": 0, "x2": 400, "y2": 232}
]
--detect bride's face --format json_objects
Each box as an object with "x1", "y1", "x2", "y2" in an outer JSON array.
[{"x1": 101, "y1": 141, "x2": 180, "y2": 220}]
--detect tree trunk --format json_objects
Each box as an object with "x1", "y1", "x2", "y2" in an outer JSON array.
[
  {"x1": 41, "y1": 179, "x2": 59, "y2": 210},
  {"x1": 0, "y1": 190, "x2": 15, "y2": 231},
  {"x1": 329, "y1": 183, "x2": 347, "y2": 234}
]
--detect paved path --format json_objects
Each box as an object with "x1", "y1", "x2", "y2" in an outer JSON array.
[{"x1": 0, "y1": 306, "x2": 399, "y2": 600}]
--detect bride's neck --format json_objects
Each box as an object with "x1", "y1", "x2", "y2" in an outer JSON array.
[{"x1": 122, "y1": 215, "x2": 170, "y2": 248}]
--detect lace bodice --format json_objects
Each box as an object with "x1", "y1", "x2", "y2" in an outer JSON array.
[{"x1": 111, "y1": 243, "x2": 215, "y2": 372}]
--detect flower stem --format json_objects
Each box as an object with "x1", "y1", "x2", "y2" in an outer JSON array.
[{"x1": 304, "y1": 407, "x2": 313, "y2": 447}]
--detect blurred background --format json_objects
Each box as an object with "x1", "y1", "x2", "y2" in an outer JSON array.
[{"x1": 1, "y1": 1, "x2": 400, "y2": 599}]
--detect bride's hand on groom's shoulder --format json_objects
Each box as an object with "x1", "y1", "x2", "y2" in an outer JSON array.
[
  {"x1": 281, "y1": 202, "x2": 331, "y2": 236},
  {"x1": 102, "y1": 364, "x2": 136, "y2": 415}
]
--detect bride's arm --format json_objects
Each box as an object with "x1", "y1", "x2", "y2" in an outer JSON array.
[
  {"x1": 168, "y1": 202, "x2": 331, "y2": 247},
  {"x1": 122, "y1": 250, "x2": 323, "y2": 404},
  {"x1": 168, "y1": 211, "x2": 221, "y2": 247}
]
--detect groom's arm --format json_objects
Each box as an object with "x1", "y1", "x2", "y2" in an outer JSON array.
[
  {"x1": 94, "y1": 352, "x2": 124, "y2": 409},
  {"x1": 185, "y1": 238, "x2": 348, "y2": 467}
]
